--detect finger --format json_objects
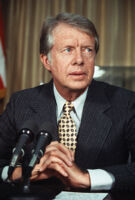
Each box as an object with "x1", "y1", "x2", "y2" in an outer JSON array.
[
  {"x1": 31, "y1": 171, "x2": 49, "y2": 181},
  {"x1": 39, "y1": 155, "x2": 69, "y2": 172},
  {"x1": 69, "y1": 149, "x2": 75, "y2": 161},
  {"x1": 48, "y1": 162, "x2": 68, "y2": 177},
  {"x1": 31, "y1": 168, "x2": 54, "y2": 181},
  {"x1": 41, "y1": 148, "x2": 73, "y2": 167},
  {"x1": 46, "y1": 141, "x2": 74, "y2": 162}
]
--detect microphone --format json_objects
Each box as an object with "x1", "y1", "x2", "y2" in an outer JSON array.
[
  {"x1": 24, "y1": 122, "x2": 53, "y2": 179},
  {"x1": 8, "y1": 120, "x2": 38, "y2": 179}
]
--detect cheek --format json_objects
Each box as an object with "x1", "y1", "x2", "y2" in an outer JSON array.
[
  {"x1": 86, "y1": 61, "x2": 95, "y2": 79},
  {"x1": 52, "y1": 58, "x2": 71, "y2": 74},
  {"x1": 51, "y1": 63, "x2": 66, "y2": 76},
  {"x1": 86, "y1": 59, "x2": 95, "y2": 71}
]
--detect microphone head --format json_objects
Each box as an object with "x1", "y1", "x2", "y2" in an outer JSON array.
[
  {"x1": 18, "y1": 120, "x2": 39, "y2": 142},
  {"x1": 37, "y1": 121, "x2": 54, "y2": 142}
]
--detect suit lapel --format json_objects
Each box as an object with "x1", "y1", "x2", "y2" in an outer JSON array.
[
  {"x1": 75, "y1": 80, "x2": 112, "y2": 168},
  {"x1": 28, "y1": 81, "x2": 58, "y2": 141}
]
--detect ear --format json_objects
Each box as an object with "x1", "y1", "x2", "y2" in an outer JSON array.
[{"x1": 40, "y1": 54, "x2": 51, "y2": 71}]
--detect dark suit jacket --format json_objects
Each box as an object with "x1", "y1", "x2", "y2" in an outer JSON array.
[{"x1": 0, "y1": 79, "x2": 135, "y2": 191}]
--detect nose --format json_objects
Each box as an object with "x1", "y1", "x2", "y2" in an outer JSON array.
[{"x1": 73, "y1": 49, "x2": 84, "y2": 65}]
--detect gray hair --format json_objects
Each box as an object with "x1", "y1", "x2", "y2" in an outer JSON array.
[{"x1": 40, "y1": 13, "x2": 99, "y2": 56}]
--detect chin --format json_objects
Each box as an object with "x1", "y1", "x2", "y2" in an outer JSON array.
[
  {"x1": 70, "y1": 80, "x2": 90, "y2": 89},
  {"x1": 68, "y1": 83, "x2": 89, "y2": 91}
]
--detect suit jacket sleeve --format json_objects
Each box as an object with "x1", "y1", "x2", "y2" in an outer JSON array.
[
  {"x1": 0, "y1": 87, "x2": 41, "y2": 182},
  {"x1": 103, "y1": 91, "x2": 135, "y2": 191},
  {"x1": 75, "y1": 81, "x2": 135, "y2": 191},
  {"x1": 0, "y1": 93, "x2": 18, "y2": 182},
  {"x1": 0, "y1": 82, "x2": 57, "y2": 183}
]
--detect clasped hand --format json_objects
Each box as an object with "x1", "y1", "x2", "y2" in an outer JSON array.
[
  {"x1": 11, "y1": 141, "x2": 90, "y2": 189},
  {"x1": 31, "y1": 141, "x2": 90, "y2": 189}
]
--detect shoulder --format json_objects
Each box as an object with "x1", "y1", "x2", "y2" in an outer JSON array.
[
  {"x1": 10, "y1": 81, "x2": 53, "y2": 102},
  {"x1": 92, "y1": 79, "x2": 135, "y2": 95},
  {"x1": 3, "y1": 81, "x2": 54, "y2": 123},
  {"x1": 91, "y1": 80, "x2": 135, "y2": 105}
]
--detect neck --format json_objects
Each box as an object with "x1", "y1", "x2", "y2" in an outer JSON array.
[{"x1": 55, "y1": 86, "x2": 87, "y2": 101}]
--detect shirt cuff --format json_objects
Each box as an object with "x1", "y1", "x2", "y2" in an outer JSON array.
[
  {"x1": 1, "y1": 166, "x2": 9, "y2": 181},
  {"x1": 88, "y1": 169, "x2": 115, "y2": 191}
]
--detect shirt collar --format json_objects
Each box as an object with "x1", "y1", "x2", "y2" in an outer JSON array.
[{"x1": 53, "y1": 84, "x2": 88, "y2": 121}]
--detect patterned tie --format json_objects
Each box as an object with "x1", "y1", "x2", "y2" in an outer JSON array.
[{"x1": 58, "y1": 101, "x2": 77, "y2": 152}]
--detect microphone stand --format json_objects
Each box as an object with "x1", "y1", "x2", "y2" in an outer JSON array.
[
  {"x1": 22, "y1": 177, "x2": 31, "y2": 193},
  {"x1": 21, "y1": 154, "x2": 33, "y2": 193}
]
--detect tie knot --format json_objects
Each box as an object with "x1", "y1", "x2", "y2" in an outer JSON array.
[{"x1": 63, "y1": 101, "x2": 74, "y2": 114}]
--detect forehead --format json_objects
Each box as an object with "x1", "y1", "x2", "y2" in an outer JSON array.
[{"x1": 52, "y1": 23, "x2": 95, "y2": 45}]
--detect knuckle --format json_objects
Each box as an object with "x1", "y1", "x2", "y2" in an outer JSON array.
[
  {"x1": 49, "y1": 149, "x2": 58, "y2": 157},
  {"x1": 40, "y1": 156, "x2": 45, "y2": 163},
  {"x1": 51, "y1": 141, "x2": 59, "y2": 146}
]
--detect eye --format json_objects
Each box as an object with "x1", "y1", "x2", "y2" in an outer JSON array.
[
  {"x1": 82, "y1": 47, "x2": 95, "y2": 56},
  {"x1": 64, "y1": 47, "x2": 72, "y2": 53},
  {"x1": 85, "y1": 47, "x2": 92, "y2": 53}
]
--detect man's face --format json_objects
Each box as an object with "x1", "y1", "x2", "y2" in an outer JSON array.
[{"x1": 44, "y1": 23, "x2": 96, "y2": 94}]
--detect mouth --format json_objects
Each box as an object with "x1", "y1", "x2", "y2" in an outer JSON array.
[{"x1": 69, "y1": 72, "x2": 86, "y2": 79}]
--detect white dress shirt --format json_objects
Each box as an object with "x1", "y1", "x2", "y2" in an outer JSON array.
[{"x1": 54, "y1": 84, "x2": 115, "y2": 191}]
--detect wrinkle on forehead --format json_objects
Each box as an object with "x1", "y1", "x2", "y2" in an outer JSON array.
[{"x1": 52, "y1": 23, "x2": 95, "y2": 48}]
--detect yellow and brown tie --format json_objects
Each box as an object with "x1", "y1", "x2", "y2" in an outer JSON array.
[{"x1": 58, "y1": 101, "x2": 77, "y2": 152}]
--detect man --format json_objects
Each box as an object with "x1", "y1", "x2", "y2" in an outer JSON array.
[{"x1": 0, "y1": 13, "x2": 135, "y2": 191}]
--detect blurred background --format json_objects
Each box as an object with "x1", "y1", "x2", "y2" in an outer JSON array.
[{"x1": 0, "y1": 0, "x2": 135, "y2": 113}]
